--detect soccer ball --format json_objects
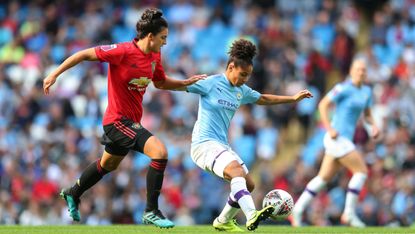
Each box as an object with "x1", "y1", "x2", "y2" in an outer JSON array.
[{"x1": 262, "y1": 189, "x2": 294, "y2": 220}]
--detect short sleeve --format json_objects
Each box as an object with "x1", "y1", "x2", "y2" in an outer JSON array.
[
  {"x1": 95, "y1": 44, "x2": 125, "y2": 65},
  {"x1": 186, "y1": 76, "x2": 215, "y2": 95},
  {"x1": 241, "y1": 85, "x2": 261, "y2": 104},
  {"x1": 152, "y1": 53, "x2": 166, "y2": 82},
  {"x1": 326, "y1": 83, "x2": 347, "y2": 103}
]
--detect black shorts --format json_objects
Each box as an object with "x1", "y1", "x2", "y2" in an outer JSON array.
[{"x1": 100, "y1": 117, "x2": 153, "y2": 156}]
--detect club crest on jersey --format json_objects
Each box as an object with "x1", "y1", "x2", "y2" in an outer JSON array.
[
  {"x1": 236, "y1": 92, "x2": 242, "y2": 100},
  {"x1": 151, "y1": 61, "x2": 157, "y2": 74},
  {"x1": 100, "y1": 44, "x2": 117, "y2": 51},
  {"x1": 128, "y1": 77, "x2": 150, "y2": 91},
  {"x1": 131, "y1": 122, "x2": 142, "y2": 129}
]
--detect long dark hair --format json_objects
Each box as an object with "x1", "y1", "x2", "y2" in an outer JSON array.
[
  {"x1": 136, "y1": 8, "x2": 168, "y2": 39},
  {"x1": 226, "y1": 39, "x2": 257, "y2": 68}
]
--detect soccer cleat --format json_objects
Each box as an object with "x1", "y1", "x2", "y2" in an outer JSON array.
[
  {"x1": 213, "y1": 218, "x2": 245, "y2": 232},
  {"x1": 246, "y1": 205, "x2": 275, "y2": 231},
  {"x1": 290, "y1": 207, "x2": 303, "y2": 227},
  {"x1": 60, "y1": 189, "x2": 81, "y2": 222},
  {"x1": 341, "y1": 213, "x2": 366, "y2": 228},
  {"x1": 142, "y1": 210, "x2": 175, "y2": 229}
]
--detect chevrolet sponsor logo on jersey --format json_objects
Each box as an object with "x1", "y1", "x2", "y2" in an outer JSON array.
[{"x1": 128, "y1": 77, "x2": 151, "y2": 91}]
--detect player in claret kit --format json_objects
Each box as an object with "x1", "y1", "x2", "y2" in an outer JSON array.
[
  {"x1": 291, "y1": 59, "x2": 380, "y2": 228},
  {"x1": 43, "y1": 8, "x2": 205, "y2": 228},
  {"x1": 184, "y1": 39, "x2": 313, "y2": 232}
]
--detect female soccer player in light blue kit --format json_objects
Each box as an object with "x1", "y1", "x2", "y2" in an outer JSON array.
[
  {"x1": 185, "y1": 39, "x2": 313, "y2": 232},
  {"x1": 291, "y1": 59, "x2": 380, "y2": 227}
]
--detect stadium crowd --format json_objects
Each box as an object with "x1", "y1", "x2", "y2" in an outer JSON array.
[{"x1": 0, "y1": 0, "x2": 415, "y2": 227}]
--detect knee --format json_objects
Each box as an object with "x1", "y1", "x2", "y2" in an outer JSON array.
[
  {"x1": 246, "y1": 180, "x2": 255, "y2": 192},
  {"x1": 146, "y1": 142, "x2": 168, "y2": 160},
  {"x1": 100, "y1": 158, "x2": 122, "y2": 171},
  {"x1": 232, "y1": 166, "x2": 245, "y2": 178},
  {"x1": 154, "y1": 146, "x2": 168, "y2": 159},
  {"x1": 225, "y1": 165, "x2": 245, "y2": 179}
]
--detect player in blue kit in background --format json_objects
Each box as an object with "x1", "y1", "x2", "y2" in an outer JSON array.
[
  {"x1": 185, "y1": 39, "x2": 313, "y2": 232},
  {"x1": 291, "y1": 59, "x2": 380, "y2": 227}
]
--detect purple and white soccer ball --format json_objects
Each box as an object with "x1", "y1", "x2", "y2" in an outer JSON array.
[{"x1": 262, "y1": 189, "x2": 294, "y2": 220}]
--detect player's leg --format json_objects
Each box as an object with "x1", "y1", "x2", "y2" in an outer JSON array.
[
  {"x1": 68, "y1": 151, "x2": 124, "y2": 198},
  {"x1": 191, "y1": 141, "x2": 272, "y2": 231},
  {"x1": 338, "y1": 150, "x2": 368, "y2": 227},
  {"x1": 291, "y1": 154, "x2": 340, "y2": 226},
  {"x1": 216, "y1": 191, "x2": 241, "y2": 223},
  {"x1": 214, "y1": 173, "x2": 254, "y2": 232},
  {"x1": 140, "y1": 135, "x2": 174, "y2": 228},
  {"x1": 189, "y1": 141, "x2": 243, "y2": 231},
  {"x1": 222, "y1": 161, "x2": 274, "y2": 231},
  {"x1": 217, "y1": 153, "x2": 255, "y2": 221},
  {"x1": 61, "y1": 150, "x2": 125, "y2": 221},
  {"x1": 98, "y1": 118, "x2": 172, "y2": 227}
]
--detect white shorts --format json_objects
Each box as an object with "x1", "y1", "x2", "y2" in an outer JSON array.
[
  {"x1": 323, "y1": 133, "x2": 356, "y2": 158},
  {"x1": 190, "y1": 140, "x2": 248, "y2": 179}
]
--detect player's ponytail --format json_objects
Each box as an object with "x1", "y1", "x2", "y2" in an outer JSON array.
[
  {"x1": 227, "y1": 39, "x2": 257, "y2": 68},
  {"x1": 136, "y1": 8, "x2": 168, "y2": 39}
]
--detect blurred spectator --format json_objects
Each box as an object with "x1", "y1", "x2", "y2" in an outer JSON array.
[{"x1": 304, "y1": 50, "x2": 331, "y2": 95}]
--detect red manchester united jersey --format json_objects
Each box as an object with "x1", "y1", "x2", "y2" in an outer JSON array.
[{"x1": 95, "y1": 39, "x2": 166, "y2": 125}]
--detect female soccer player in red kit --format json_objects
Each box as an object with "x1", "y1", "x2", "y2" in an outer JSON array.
[{"x1": 43, "y1": 8, "x2": 205, "y2": 228}]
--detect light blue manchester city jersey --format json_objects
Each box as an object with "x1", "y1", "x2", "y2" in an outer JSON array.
[
  {"x1": 326, "y1": 79, "x2": 373, "y2": 140},
  {"x1": 187, "y1": 74, "x2": 261, "y2": 146}
]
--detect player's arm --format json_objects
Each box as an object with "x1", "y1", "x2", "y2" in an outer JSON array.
[
  {"x1": 43, "y1": 48, "x2": 98, "y2": 95},
  {"x1": 318, "y1": 95, "x2": 338, "y2": 138},
  {"x1": 153, "y1": 74, "x2": 207, "y2": 90},
  {"x1": 318, "y1": 95, "x2": 332, "y2": 130},
  {"x1": 256, "y1": 89, "x2": 312, "y2": 105},
  {"x1": 364, "y1": 108, "x2": 380, "y2": 138}
]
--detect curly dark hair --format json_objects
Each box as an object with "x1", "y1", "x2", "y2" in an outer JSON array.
[
  {"x1": 136, "y1": 8, "x2": 168, "y2": 39},
  {"x1": 227, "y1": 39, "x2": 257, "y2": 68}
]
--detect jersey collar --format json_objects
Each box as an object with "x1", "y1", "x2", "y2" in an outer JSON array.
[
  {"x1": 132, "y1": 38, "x2": 152, "y2": 57},
  {"x1": 222, "y1": 73, "x2": 237, "y2": 88}
]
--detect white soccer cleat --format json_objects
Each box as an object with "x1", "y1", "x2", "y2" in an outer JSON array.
[{"x1": 341, "y1": 213, "x2": 366, "y2": 228}]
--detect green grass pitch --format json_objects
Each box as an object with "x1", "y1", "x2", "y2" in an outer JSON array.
[{"x1": 0, "y1": 225, "x2": 412, "y2": 234}]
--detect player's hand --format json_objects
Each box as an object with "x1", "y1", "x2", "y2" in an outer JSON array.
[
  {"x1": 43, "y1": 74, "x2": 58, "y2": 95},
  {"x1": 293, "y1": 89, "x2": 313, "y2": 102},
  {"x1": 183, "y1": 74, "x2": 207, "y2": 86},
  {"x1": 328, "y1": 128, "x2": 338, "y2": 139},
  {"x1": 371, "y1": 125, "x2": 380, "y2": 139}
]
